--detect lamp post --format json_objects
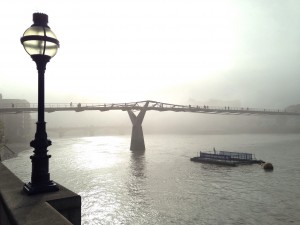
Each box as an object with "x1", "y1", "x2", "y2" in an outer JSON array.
[{"x1": 21, "y1": 13, "x2": 59, "y2": 194}]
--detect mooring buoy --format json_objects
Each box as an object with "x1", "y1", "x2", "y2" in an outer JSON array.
[{"x1": 262, "y1": 162, "x2": 273, "y2": 171}]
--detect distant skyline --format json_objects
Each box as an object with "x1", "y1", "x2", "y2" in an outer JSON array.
[{"x1": 1, "y1": 0, "x2": 300, "y2": 109}]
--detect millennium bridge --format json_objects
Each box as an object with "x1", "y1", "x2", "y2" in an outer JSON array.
[
  {"x1": 1, "y1": 100, "x2": 300, "y2": 151},
  {"x1": 1, "y1": 99, "x2": 300, "y2": 224}
]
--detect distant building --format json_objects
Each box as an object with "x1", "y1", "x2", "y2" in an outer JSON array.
[
  {"x1": 0, "y1": 94, "x2": 34, "y2": 143},
  {"x1": 285, "y1": 104, "x2": 300, "y2": 113}
]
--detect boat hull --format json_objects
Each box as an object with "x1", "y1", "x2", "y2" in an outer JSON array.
[{"x1": 190, "y1": 157, "x2": 238, "y2": 166}]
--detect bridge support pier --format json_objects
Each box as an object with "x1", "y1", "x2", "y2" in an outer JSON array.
[{"x1": 128, "y1": 102, "x2": 149, "y2": 151}]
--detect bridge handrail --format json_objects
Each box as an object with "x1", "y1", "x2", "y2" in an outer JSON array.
[{"x1": 1, "y1": 101, "x2": 299, "y2": 114}]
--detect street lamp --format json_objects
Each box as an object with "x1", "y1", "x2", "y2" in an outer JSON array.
[{"x1": 21, "y1": 13, "x2": 59, "y2": 194}]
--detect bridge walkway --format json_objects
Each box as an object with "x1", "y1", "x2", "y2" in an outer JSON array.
[{"x1": 1, "y1": 100, "x2": 299, "y2": 116}]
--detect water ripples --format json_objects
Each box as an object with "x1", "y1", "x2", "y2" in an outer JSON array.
[{"x1": 3, "y1": 134, "x2": 300, "y2": 224}]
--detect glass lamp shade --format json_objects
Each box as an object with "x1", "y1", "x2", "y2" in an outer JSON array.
[{"x1": 21, "y1": 26, "x2": 59, "y2": 57}]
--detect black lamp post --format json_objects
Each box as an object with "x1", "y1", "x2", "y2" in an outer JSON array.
[{"x1": 21, "y1": 13, "x2": 59, "y2": 194}]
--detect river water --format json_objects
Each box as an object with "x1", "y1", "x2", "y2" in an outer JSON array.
[{"x1": 3, "y1": 134, "x2": 300, "y2": 225}]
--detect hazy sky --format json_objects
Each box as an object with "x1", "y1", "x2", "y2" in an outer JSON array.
[{"x1": 1, "y1": 0, "x2": 300, "y2": 109}]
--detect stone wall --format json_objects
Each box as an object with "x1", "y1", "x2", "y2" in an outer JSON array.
[{"x1": 0, "y1": 163, "x2": 81, "y2": 225}]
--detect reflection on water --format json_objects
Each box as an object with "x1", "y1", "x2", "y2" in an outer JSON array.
[
  {"x1": 3, "y1": 134, "x2": 300, "y2": 225},
  {"x1": 125, "y1": 150, "x2": 150, "y2": 224},
  {"x1": 130, "y1": 150, "x2": 146, "y2": 178}
]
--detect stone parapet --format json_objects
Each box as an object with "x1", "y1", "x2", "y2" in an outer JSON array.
[{"x1": 0, "y1": 163, "x2": 81, "y2": 225}]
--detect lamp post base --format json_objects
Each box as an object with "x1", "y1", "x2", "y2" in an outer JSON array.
[{"x1": 23, "y1": 181, "x2": 59, "y2": 195}]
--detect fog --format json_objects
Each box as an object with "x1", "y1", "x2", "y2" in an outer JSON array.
[
  {"x1": 1, "y1": 0, "x2": 300, "y2": 134},
  {"x1": 41, "y1": 108, "x2": 300, "y2": 137}
]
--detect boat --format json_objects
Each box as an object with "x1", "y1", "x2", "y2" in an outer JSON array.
[{"x1": 190, "y1": 149, "x2": 265, "y2": 166}]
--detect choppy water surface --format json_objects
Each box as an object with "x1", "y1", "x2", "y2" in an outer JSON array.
[{"x1": 4, "y1": 134, "x2": 300, "y2": 225}]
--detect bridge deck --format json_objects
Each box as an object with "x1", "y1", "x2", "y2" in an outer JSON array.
[{"x1": 1, "y1": 100, "x2": 299, "y2": 116}]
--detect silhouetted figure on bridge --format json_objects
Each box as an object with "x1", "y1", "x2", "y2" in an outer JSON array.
[{"x1": 70, "y1": 102, "x2": 72, "y2": 107}]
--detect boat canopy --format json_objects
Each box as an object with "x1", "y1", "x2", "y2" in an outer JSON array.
[{"x1": 219, "y1": 151, "x2": 254, "y2": 160}]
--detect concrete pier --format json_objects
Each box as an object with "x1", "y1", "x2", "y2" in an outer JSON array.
[
  {"x1": 128, "y1": 102, "x2": 149, "y2": 151},
  {"x1": 0, "y1": 163, "x2": 81, "y2": 225}
]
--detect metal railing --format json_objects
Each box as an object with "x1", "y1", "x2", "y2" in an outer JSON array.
[{"x1": 0, "y1": 100, "x2": 299, "y2": 115}]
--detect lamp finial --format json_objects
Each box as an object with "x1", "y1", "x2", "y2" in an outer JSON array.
[{"x1": 32, "y1": 13, "x2": 49, "y2": 27}]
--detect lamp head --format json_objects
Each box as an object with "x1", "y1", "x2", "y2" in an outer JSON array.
[{"x1": 21, "y1": 13, "x2": 59, "y2": 58}]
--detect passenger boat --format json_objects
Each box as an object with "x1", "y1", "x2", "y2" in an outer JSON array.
[{"x1": 190, "y1": 149, "x2": 265, "y2": 166}]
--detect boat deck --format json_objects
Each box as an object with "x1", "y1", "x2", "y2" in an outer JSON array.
[{"x1": 191, "y1": 150, "x2": 264, "y2": 166}]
